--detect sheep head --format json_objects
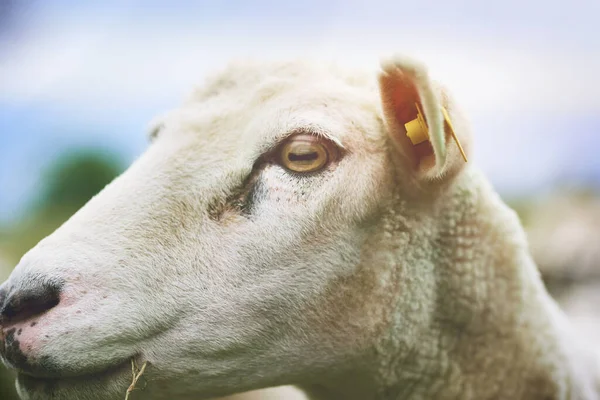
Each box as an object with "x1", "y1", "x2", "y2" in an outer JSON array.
[{"x1": 0, "y1": 56, "x2": 544, "y2": 400}]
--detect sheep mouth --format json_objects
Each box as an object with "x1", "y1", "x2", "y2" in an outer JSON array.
[{"x1": 16, "y1": 356, "x2": 138, "y2": 394}]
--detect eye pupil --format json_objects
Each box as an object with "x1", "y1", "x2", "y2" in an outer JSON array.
[
  {"x1": 288, "y1": 152, "x2": 319, "y2": 162},
  {"x1": 279, "y1": 135, "x2": 332, "y2": 173}
]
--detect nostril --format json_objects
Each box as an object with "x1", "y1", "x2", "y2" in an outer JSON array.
[{"x1": 0, "y1": 282, "x2": 62, "y2": 324}]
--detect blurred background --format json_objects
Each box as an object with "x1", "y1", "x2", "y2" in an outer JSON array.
[{"x1": 1, "y1": 0, "x2": 599, "y2": 398}]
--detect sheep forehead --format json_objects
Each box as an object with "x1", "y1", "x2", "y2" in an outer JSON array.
[
  {"x1": 157, "y1": 60, "x2": 384, "y2": 161},
  {"x1": 188, "y1": 59, "x2": 376, "y2": 103}
]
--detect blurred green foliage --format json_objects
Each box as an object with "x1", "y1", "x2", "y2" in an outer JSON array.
[
  {"x1": 0, "y1": 148, "x2": 125, "y2": 399},
  {"x1": 40, "y1": 152, "x2": 123, "y2": 210},
  {"x1": 0, "y1": 150, "x2": 124, "y2": 264}
]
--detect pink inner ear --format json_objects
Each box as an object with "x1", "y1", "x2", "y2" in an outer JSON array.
[
  {"x1": 414, "y1": 140, "x2": 434, "y2": 159},
  {"x1": 387, "y1": 76, "x2": 436, "y2": 165},
  {"x1": 390, "y1": 77, "x2": 420, "y2": 126}
]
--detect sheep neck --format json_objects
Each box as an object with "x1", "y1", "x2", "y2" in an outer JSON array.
[{"x1": 300, "y1": 169, "x2": 594, "y2": 400}]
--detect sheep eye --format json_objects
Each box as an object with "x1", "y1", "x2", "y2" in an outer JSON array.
[{"x1": 279, "y1": 135, "x2": 330, "y2": 173}]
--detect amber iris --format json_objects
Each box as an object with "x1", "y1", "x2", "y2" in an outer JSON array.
[{"x1": 280, "y1": 135, "x2": 329, "y2": 173}]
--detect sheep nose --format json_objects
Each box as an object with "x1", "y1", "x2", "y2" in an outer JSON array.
[{"x1": 0, "y1": 281, "x2": 61, "y2": 324}]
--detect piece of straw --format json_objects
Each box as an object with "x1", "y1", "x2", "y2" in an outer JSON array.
[{"x1": 125, "y1": 359, "x2": 149, "y2": 400}]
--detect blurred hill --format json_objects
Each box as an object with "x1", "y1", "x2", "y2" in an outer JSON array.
[{"x1": 519, "y1": 190, "x2": 600, "y2": 348}]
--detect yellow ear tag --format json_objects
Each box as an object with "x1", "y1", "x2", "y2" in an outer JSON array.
[
  {"x1": 404, "y1": 102, "x2": 429, "y2": 146},
  {"x1": 404, "y1": 102, "x2": 468, "y2": 162}
]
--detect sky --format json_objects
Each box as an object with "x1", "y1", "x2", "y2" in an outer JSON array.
[{"x1": 1, "y1": 0, "x2": 599, "y2": 223}]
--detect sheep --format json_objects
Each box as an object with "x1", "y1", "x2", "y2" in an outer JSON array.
[{"x1": 0, "y1": 55, "x2": 599, "y2": 400}]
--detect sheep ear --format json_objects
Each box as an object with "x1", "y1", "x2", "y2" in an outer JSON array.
[{"x1": 378, "y1": 56, "x2": 469, "y2": 180}]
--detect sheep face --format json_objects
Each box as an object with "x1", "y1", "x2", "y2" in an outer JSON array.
[{"x1": 0, "y1": 59, "x2": 470, "y2": 399}]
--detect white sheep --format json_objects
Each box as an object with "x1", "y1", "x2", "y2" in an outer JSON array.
[{"x1": 0, "y1": 56, "x2": 598, "y2": 400}]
